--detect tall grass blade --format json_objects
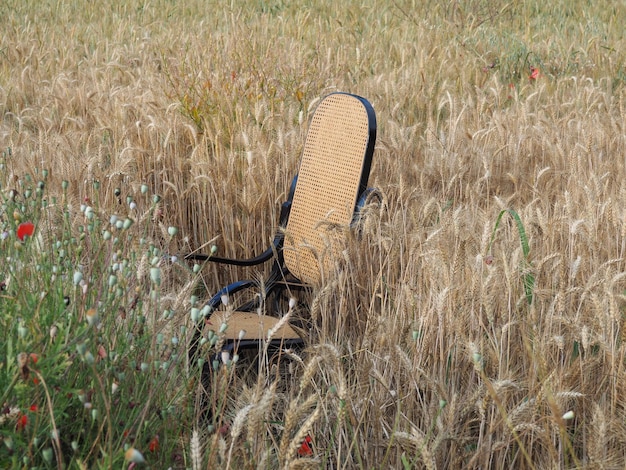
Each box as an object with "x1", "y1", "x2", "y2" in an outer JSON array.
[{"x1": 488, "y1": 208, "x2": 535, "y2": 305}]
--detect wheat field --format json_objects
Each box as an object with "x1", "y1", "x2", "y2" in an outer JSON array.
[{"x1": 2, "y1": 0, "x2": 626, "y2": 468}]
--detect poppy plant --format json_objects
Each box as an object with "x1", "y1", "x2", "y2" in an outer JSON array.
[
  {"x1": 17, "y1": 221, "x2": 35, "y2": 241},
  {"x1": 529, "y1": 66, "x2": 540, "y2": 80}
]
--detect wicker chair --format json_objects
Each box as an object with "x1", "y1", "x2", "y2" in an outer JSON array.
[{"x1": 187, "y1": 92, "x2": 377, "y2": 364}]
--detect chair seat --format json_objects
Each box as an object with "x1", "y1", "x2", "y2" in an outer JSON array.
[{"x1": 206, "y1": 311, "x2": 301, "y2": 341}]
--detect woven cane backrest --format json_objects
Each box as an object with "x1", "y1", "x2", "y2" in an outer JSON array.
[{"x1": 283, "y1": 93, "x2": 375, "y2": 285}]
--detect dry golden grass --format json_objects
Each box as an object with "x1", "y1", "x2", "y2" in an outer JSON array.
[{"x1": 3, "y1": 0, "x2": 626, "y2": 467}]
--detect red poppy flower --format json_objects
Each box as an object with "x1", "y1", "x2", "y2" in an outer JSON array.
[
  {"x1": 298, "y1": 435, "x2": 313, "y2": 456},
  {"x1": 529, "y1": 67, "x2": 540, "y2": 80},
  {"x1": 148, "y1": 435, "x2": 159, "y2": 452},
  {"x1": 16, "y1": 413, "x2": 28, "y2": 431},
  {"x1": 17, "y1": 222, "x2": 35, "y2": 241}
]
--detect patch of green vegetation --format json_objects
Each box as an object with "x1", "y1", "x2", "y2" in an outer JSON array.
[{"x1": 0, "y1": 151, "x2": 195, "y2": 467}]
